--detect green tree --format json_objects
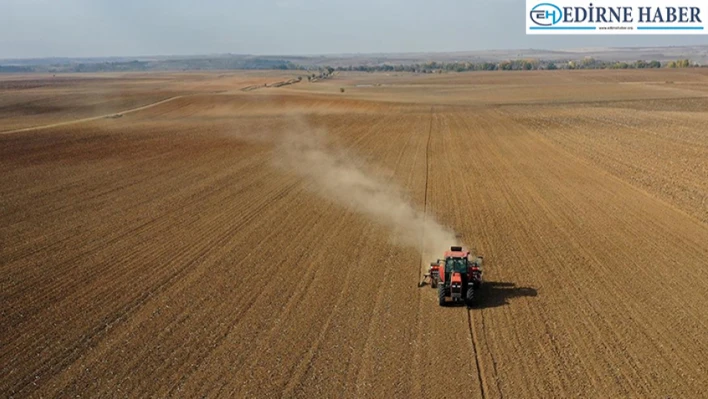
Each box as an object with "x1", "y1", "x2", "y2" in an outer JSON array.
[{"x1": 581, "y1": 57, "x2": 596, "y2": 68}]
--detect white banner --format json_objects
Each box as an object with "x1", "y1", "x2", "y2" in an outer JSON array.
[{"x1": 526, "y1": 0, "x2": 707, "y2": 34}]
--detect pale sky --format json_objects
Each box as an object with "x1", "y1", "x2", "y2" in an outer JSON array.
[{"x1": 1, "y1": 0, "x2": 707, "y2": 58}]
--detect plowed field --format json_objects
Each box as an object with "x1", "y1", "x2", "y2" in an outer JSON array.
[{"x1": 2, "y1": 70, "x2": 708, "y2": 398}]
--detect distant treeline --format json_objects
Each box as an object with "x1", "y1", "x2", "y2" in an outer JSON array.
[
  {"x1": 333, "y1": 58, "x2": 701, "y2": 73},
  {"x1": 0, "y1": 58, "x2": 300, "y2": 73},
  {"x1": 0, "y1": 57, "x2": 702, "y2": 74},
  {"x1": 0, "y1": 65, "x2": 33, "y2": 73}
]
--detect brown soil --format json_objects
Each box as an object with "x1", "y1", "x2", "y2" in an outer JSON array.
[{"x1": 2, "y1": 69, "x2": 707, "y2": 398}]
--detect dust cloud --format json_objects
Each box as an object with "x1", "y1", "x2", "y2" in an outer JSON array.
[{"x1": 272, "y1": 116, "x2": 458, "y2": 260}]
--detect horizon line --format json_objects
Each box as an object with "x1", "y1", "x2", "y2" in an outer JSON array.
[{"x1": 1, "y1": 43, "x2": 707, "y2": 62}]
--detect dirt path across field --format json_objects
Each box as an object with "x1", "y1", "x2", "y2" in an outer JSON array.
[{"x1": 0, "y1": 95, "x2": 186, "y2": 135}]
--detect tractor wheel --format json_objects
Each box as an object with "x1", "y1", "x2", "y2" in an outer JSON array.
[
  {"x1": 438, "y1": 284, "x2": 446, "y2": 307},
  {"x1": 466, "y1": 286, "x2": 475, "y2": 307}
]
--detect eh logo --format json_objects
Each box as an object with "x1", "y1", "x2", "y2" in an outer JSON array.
[{"x1": 530, "y1": 3, "x2": 562, "y2": 26}]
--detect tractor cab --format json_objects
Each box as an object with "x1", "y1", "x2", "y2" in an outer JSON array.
[
  {"x1": 443, "y1": 257, "x2": 468, "y2": 280},
  {"x1": 440, "y1": 246, "x2": 471, "y2": 283}
]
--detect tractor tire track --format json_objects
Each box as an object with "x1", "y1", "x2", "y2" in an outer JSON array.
[
  {"x1": 412, "y1": 106, "x2": 434, "y2": 398},
  {"x1": 439, "y1": 109, "x2": 488, "y2": 399},
  {"x1": 467, "y1": 312, "x2": 488, "y2": 399}
]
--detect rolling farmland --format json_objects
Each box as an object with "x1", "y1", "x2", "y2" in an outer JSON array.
[{"x1": 2, "y1": 70, "x2": 708, "y2": 398}]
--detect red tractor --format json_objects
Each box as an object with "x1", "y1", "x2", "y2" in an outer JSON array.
[{"x1": 424, "y1": 246, "x2": 483, "y2": 307}]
